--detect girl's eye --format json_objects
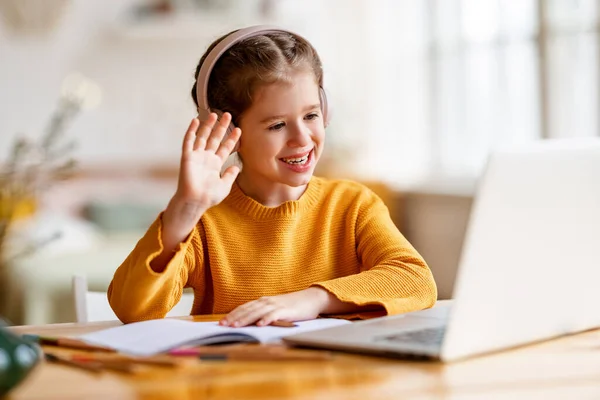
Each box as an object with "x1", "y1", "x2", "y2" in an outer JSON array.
[
  {"x1": 305, "y1": 113, "x2": 319, "y2": 120},
  {"x1": 268, "y1": 122, "x2": 285, "y2": 131}
]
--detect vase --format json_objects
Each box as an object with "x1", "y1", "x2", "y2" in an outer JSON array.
[{"x1": 0, "y1": 320, "x2": 41, "y2": 396}]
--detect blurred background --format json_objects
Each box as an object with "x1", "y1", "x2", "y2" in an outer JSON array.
[{"x1": 1, "y1": 0, "x2": 598, "y2": 325}]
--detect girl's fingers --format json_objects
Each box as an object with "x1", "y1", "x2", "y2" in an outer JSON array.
[
  {"x1": 221, "y1": 300, "x2": 262, "y2": 326},
  {"x1": 235, "y1": 305, "x2": 277, "y2": 327},
  {"x1": 215, "y1": 127, "x2": 241, "y2": 161},
  {"x1": 193, "y1": 113, "x2": 218, "y2": 151},
  {"x1": 205, "y1": 112, "x2": 233, "y2": 152},
  {"x1": 220, "y1": 165, "x2": 241, "y2": 188},
  {"x1": 257, "y1": 310, "x2": 286, "y2": 327},
  {"x1": 183, "y1": 119, "x2": 200, "y2": 153}
]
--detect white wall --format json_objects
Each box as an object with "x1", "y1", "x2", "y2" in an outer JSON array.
[
  {"x1": 0, "y1": 0, "x2": 371, "y2": 171},
  {"x1": 2, "y1": 0, "x2": 598, "y2": 190},
  {"x1": 0, "y1": 1, "x2": 134, "y2": 158},
  {"x1": 0, "y1": 1, "x2": 222, "y2": 165}
]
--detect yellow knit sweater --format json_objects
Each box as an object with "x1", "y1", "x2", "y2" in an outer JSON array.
[{"x1": 107, "y1": 177, "x2": 437, "y2": 323}]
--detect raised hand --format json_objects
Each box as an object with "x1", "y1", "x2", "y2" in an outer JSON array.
[
  {"x1": 176, "y1": 112, "x2": 241, "y2": 211},
  {"x1": 150, "y1": 113, "x2": 241, "y2": 272}
]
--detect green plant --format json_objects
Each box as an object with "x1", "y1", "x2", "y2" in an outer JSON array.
[
  {"x1": 0, "y1": 73, "x2": 100, "y2": 311},
  {"x1": 0, "y1": 95, "x2": 80, "y2": 262}
]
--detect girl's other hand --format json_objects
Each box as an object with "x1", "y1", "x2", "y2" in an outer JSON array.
[{"x1": 219, "y1": 287, "x2": 332, "y2": 328}]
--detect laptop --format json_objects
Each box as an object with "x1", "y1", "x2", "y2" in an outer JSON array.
[{"x1": 283, "y1": 138, "x2": 600, "y2": 362}]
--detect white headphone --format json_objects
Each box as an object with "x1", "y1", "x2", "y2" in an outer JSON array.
[{"x1": 194, "y1": 25, "x2": 331, "y2": 137}]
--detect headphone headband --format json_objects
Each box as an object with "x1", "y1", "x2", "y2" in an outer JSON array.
[{"x1": 195, "y1": 25, "x2": 329, "y2": 127}]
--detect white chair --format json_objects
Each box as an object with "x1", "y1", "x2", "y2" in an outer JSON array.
[{"x1": 71, "y1": 275, "x2": 195, "y2": 323}]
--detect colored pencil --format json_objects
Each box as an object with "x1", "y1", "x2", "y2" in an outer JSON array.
[{"x1": 24, "y1": 334, "x2": 115, "y2": 352}]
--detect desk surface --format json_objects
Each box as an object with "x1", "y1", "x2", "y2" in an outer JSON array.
[{"x1": 6, "y1": 315, "x2": 600, "y2": 400}]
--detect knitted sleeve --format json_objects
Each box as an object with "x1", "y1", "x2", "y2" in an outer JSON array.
[
  {"x1": 314, "y1": 190, "x2": 437, "y2": 317},
  {"x1": 107, "y1": 213, "x2": 203, "y2": 323}
]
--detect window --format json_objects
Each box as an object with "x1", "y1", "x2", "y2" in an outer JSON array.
[{"x1": 279, "y1": 0, "x2": 600, "y2": 193}]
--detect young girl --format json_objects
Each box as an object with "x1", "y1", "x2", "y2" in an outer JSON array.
[{"x1": 107, "y1": 26, "x2": 437, "y2": 327}]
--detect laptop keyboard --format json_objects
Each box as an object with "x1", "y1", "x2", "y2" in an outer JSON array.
[{"x1": 381, "y1": 327, "x2": 446, "y2": 346}]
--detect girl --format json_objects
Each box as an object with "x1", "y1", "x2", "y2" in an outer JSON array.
[{"x1": 107, "y1": 26, "x2": 437, "y2": 327}]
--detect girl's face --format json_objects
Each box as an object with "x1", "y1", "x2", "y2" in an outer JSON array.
[{"x1": 237, "y1": 71, "x2": 326, "y2": 190}]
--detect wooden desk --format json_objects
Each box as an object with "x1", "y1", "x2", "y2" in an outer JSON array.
[{"x1": 6, "y1": 315, "x2": 600, "y2": 400}]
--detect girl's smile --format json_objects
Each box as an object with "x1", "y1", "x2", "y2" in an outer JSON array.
[{"x1": 279, "y1": 148, "x2": 314, "y2": 172}]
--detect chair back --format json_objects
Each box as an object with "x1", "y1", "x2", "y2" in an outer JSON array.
[{"x1": 71, "y1": 275, "x2": 194, "y2": 323}]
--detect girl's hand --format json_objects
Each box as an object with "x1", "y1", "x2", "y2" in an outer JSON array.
[
  {"x1": 219, "y1": 287, "x2": 332, "y2": 328},
  {"x1": 151, "y1": 113, "x2": 241, "y2": 272},
  {"x1": 175, "y1": 112, "x2": 241, "y2": 211}
]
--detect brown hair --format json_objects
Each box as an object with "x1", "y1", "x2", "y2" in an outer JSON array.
[{"x1": 190, "y1": 29, "x2": 323, "y2": 126}]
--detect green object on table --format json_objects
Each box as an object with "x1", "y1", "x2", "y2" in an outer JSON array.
[{"x1": 0, "y1": 320, "x2": 41, "y2": 396}]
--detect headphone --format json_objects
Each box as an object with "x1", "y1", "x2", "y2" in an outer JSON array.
[{"x1": 194, "y1": 25, "x2": 331, "y2": 139}]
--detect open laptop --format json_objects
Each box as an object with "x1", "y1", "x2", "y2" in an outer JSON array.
[{"x1": 283, "y1": 138, "x2": 600, "y2": 362}]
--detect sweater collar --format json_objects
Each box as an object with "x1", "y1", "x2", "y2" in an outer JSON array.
[{"x1": 226, "y1": 176, "x2": 323, "y2": 219}]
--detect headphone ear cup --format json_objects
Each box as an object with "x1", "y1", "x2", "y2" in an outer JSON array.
[{"x1": 319, "y1": 87, "x2": 331, "y2": 128}]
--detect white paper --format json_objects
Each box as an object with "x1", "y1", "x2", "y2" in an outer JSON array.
[{"x1": 78, "y1": 318, "x2": 351, "y2": 356}]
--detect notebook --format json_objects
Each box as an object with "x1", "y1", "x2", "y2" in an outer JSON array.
[{"x1": 78, "y1": 318, "x2": 350, "y2": 356}]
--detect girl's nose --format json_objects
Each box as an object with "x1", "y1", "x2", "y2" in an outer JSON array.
[{"x1": 287, "y1": 123, "x2": 311, "y2": 147}]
